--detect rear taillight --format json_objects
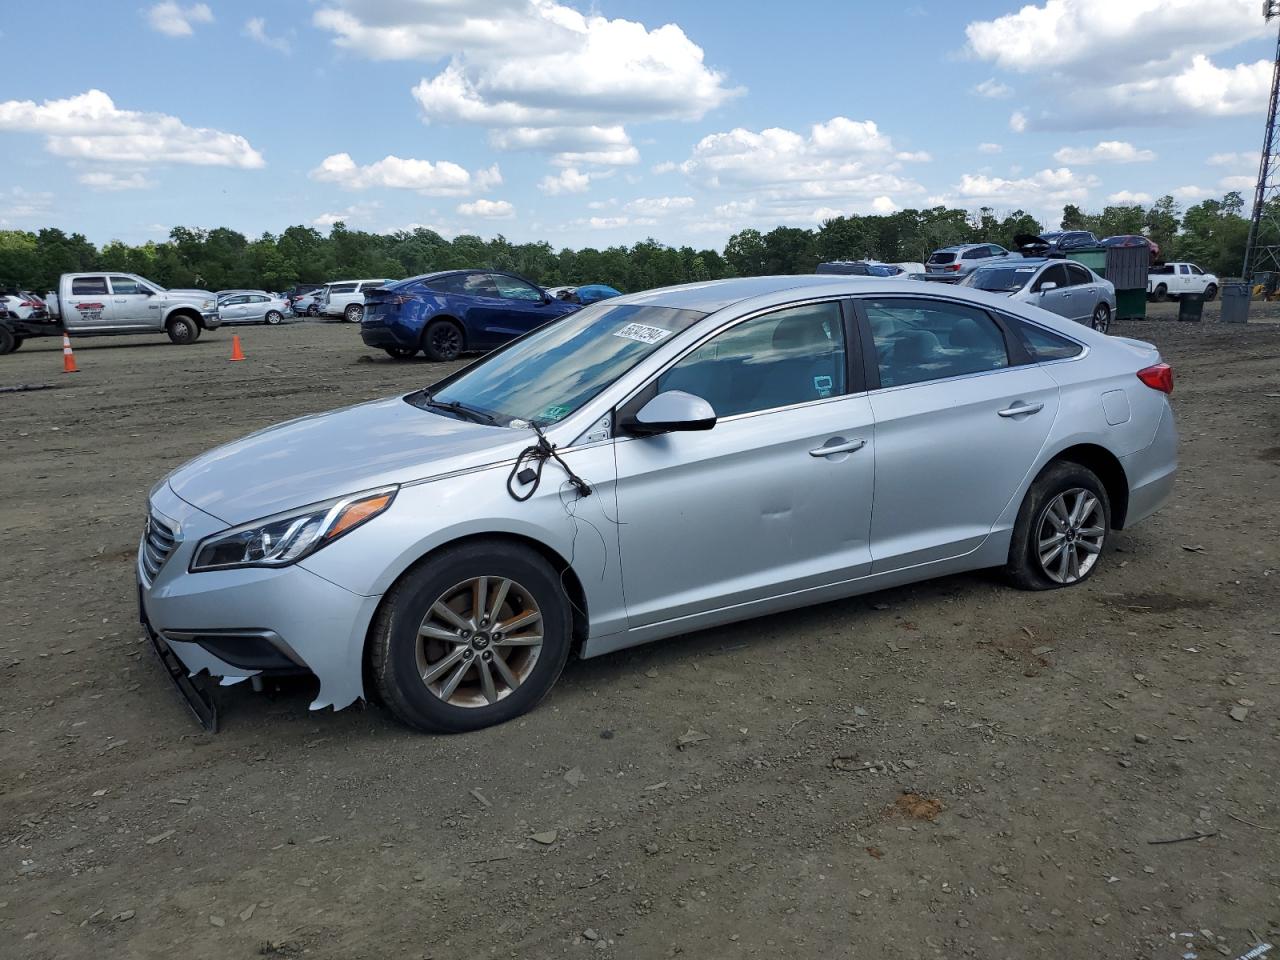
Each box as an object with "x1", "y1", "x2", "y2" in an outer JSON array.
[
  {"x1": 390, "y1": 295, "x2": 415, "y2": 305},
  {"x1": 1137, "y1": 363, "x2": 1173, "y2": 394},
  {"x1": 948, "y1": 263, "x2": 962, "y2": 272}
]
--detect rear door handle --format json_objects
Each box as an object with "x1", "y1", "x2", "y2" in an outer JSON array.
[
  {"x1": 997, "y1": 402, "x2": 1044, "y2": 418},
  {"x1": 809, "y1": 438, "x2": 866, "y2": 457}
]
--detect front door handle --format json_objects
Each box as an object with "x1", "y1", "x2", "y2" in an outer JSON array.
[
  {"x1": 997, "y1": 402, "x2": 1044, "y2": 418},
  {"x1": 809, "y1": 438, "x2": 866, "y2": 457}
]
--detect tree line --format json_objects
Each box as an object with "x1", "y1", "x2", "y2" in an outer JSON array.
[{"x1": 0, "y1": 191, "x2": 1253, "y2": 295}]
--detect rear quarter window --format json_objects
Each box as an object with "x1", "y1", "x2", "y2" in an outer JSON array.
[{"x1": 1017, "y1": 321, "x2": 1084, "y2": 361}]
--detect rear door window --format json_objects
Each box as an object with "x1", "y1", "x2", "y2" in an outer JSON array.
[
  {"x1": 71, "y1": 276, "x2": 108, "y2": 295},
  {"x1": 864, "y1": 298, "x2": 1009, "y2": 388},
  {"x1": 1064, "y1": 264, "x2": 1092, "y2": 286},
  {"x1": 329, "y1": 282, "x2": 357, "y2": 294}
]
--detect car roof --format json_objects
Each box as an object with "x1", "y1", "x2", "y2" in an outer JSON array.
[{"x1": 617, "y1": 275, "x2": 858, "y2": 313}]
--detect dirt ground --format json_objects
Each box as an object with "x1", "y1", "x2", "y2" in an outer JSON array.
[{"x1": 2, "y1": 305, "x2": 1279, "y2": 960}]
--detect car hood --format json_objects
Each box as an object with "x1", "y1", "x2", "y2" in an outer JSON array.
[{"x1": 165, "y1": 395, "x2": 523, "y2": 524}]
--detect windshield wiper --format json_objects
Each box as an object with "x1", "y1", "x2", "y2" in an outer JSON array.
[{"x1": 425, "y1": 396, "x2": 496, "y2": 425}]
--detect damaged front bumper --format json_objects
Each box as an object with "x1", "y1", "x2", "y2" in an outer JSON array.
[{"x1": 137, "y1": 482, "x2": 383, "y2": 730}]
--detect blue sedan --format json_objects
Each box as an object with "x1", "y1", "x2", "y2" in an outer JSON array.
[{"x1": 361, "y1": 270, "x2": 581, "y2": 361}]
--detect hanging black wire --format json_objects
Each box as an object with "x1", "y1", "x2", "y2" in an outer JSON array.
[{"x1": 506, "y1": 423, "x2": 592, "y2": 502}]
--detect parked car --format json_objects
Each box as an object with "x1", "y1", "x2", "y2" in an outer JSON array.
[
  {"x1": 361, "y1": 269, "x2": 581, "y2": 361},
  {"x1": 218, "y1": 291, "x2": 290, "y2": 325},
  {"x1": 817, "y1": 261, "x2": 924, "y2": 278},
  {"x1": 1147, "y1": 262, "x2": 1218, "y2": 301},
  {"x1": 1039, "y1": 230, "x2": 1101, "y2": 252},
  {"x1": 320, "y1": 279, "x2": 395, "y2": 323},
  {"x1": 42, "y1": 273, "x2": 219, "y2": 346},
  {"x1": 139, "y1": 274, "x2": 1176, "y2": 733},
  {"x1": 547, "y1": 283, "x2": 623, "y2": 305},
  {"x1": 960, "y1": 259, "x2": 1117, "y2": 332},
  {"x1": 291, "y1": 290, "x2": 325, "y2": 317},
  {"x1": 2, "y1": 290, "x2": 49, "y2": 320},
  {"x1": 925, "y1": 243, "x2": 1011, "y2": 279}
]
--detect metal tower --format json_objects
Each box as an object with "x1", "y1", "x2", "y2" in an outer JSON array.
[{"x1": 1243, "y1": 1, "x2": 1280, "y2": 280}]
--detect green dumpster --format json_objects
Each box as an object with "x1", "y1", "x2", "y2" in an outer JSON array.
[
  {"x1": 1066, "y1": 249, "x2": 1107, "y2": 273},
  {"x1": 1220, "y1": 281, "x2": 1250, "y2": 324},
  {"x1": 1178, "y1": 293, "x2": 1205, "y2": 322},
  {"x1": 1115, "y1": 288, "x2": 1147, "y2": 320}
]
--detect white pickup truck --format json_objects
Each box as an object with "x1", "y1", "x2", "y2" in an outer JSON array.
[
  {"x1": 45, "y1": 272, "x2": 220, "y2": 345},
  {"x1": 1147, "y1": 262, "x2": 1219, "y2": 301}
]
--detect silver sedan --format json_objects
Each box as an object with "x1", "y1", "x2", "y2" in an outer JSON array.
[
  {"x1": 217, "y1": 291, "x2": 289, "y2": 325},
  {"x1": 961, "y1": 258, "x2": 1117, "y2": 333},
  {"x1": 139, "y1": 276, "x2": 1176, "y2": 733}
]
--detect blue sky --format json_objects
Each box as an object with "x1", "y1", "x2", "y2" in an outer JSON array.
[{"x1": 0, "y1": 0, "x2": 1274, "y2": 248}]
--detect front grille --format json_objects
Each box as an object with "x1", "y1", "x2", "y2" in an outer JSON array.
[{"x1": 141, "y1": 511, "x2": 178, "y2": 581}]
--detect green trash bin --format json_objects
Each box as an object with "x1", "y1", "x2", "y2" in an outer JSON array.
[
  {"x1": 1178, "y1": 293, "x2": 1204, "y2": 322},
  {"x1": 1220, "y1": 281, "x2": 1250, "y2": 324}
]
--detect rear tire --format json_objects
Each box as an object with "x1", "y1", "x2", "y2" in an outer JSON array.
[
  {"x1": 264, "y1": 310, "x2": 283, "y2": 325},
  {"x1": 1204, "y1": 283, "x2": 1218, "y2": 301},
  {"x1": 1090, "y1": 302, "x2": 1111, "y2": 334},
  {"x1": 167, "y1": 316, "x2": 198, "y2": 344},
  {"x1": 345, "y1": 304, "x2": 363, "y2": 323},
  {"x1": 368, "y1": 542, "x2": 572, "y2": 733},
  {"x1": 1004, "y1": 461, "x2": 1111, "y2": 591},
  {"x1": 423, "y1": 319, "x2": 463, "y2": 362},
  {"x1": 384, "y1": 346, "x2": 418, "y2": 360},
  {"x1": 0, "y1": 327, "x2": 16, "y2": 355},
  {"x1": 1153, "y1": 283, "x2": 1168, "y2": 302},
  {"x1": 307, "y1": 305, "x2": 319, "y2": 317}
]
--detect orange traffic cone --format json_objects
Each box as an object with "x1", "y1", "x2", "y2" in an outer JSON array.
[
  {"x1": 61, "y1": 333, "x2": 79, "y2": 373},
  {"x1": 229, "y1": 334, "x2": 246, "y2": 362}
]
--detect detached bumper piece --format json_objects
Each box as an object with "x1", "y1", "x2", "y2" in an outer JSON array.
[{"x1": 145, "y1": 623, "x2": 220, "y2": 733}]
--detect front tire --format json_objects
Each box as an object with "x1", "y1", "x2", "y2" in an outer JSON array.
[
  {"x1": 368, "y1": 542, "x2": 572, "y2": 733},
  {"x1": 1090, "y1": 302, "x2": 1111, "y2": 334},
  {"x1": 264, "y1": 310, "x2": 283, "y2": 325},
  {"x1": 1204, "y1": 283, "x2": 1218, "y2": 301},
  {"x1": 345, "y1": 304, "x2": 363, "y2": 323},
  {"x1": 307, "y1": 305, "x2": 319, "y2": 317},
  {"x1": 167, "y1": 316, "x2": 199, "y2": 344},
  {"x1": 1004, "y1": 461, "x2": 1111, "y2": 591},
  {"x1": 423, "y1": 319, "x2": 463, "y2": 362},
  {"x1": 0, "y1": 327, "x2": 17, "y2": 355}
]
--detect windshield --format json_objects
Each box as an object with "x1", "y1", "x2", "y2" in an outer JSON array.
[
  {"x1": 961, "y1": 265, "x2": 1039, "y2": 292},
  {"x1": 422, "y1": 302, "x2": 707, "y2": 427}
]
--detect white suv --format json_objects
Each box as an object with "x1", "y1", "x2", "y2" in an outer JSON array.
[{"x1": 320, "y1": 279, "x2": 393, "y2": 322}]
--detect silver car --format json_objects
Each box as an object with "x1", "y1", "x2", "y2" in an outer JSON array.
[
  {"x1": 960, "y1": 259, "x2": 1117, "y2": 333},
  {"x1": 925, "y1": 243, "x2": 1011, "y2": 279},
  {"x1": 217, "y1": 291, "x2": 289, "y2": 325},
  {"x1": 139, "y1": 276, "x2": 1176, "y2": 733}
]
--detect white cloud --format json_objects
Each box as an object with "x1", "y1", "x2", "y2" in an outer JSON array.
[
  {"x1": 1173, "y1": 184, "x2": 1213, "y2": 200},
  {"x1": 956, "y1": 167, "x2": 1099, "y2": 208},
  {"x1": 871, "y1": 196, "x2": 898, "y2": 214},
  {"x1": 1219, "y1": 174, "x2": 1255, "y2": 191},
  {"x1": 967, "y1": 1, "x2": 1272, "y2": 128},
  {"x1": 310, "y1": 153, "x2": 501, "y2": 195},
  {"x1": 973, "y1": 78, "x2": 1012, "y2": 99},
  {"x1": 586, "y1": 216, "x2": 629, "y2": 228},
  {"x1": 244, "y1": 17, "x2": 291, "y2": 54},
  {"x1": 1009, "y1": 111, "x2": 1027, "y2": 133},
  {"x1": 0, "y1": 187, "x2": 53, "y2": 225},
  {"x1": 978, "y1": 142, "x2": 1003, "y2": 154},
  {"x1": 1208, "y1": 151, "x2": 1259, "y2": 168},
  {"x1": 0, "y1": 89, "x2": 264, "y2": 168},
  {"x1": 79, "y1": 171, "x2": 154, "y2": 191},
  {"x1": 1106, "y1": 190, "x2": 1153, "y2": 205},
  {"x1": 651, "y1": 160, "x2": 679, "y2": 174},
  {"x1": 966, "y1": 0, "x2": 1264, "y2": 75},
  {"x1": 625, "y1": 196, "x2": 695, "y2": 215},
  {"x1": 1053, "y1": 140, "x2": 1156, "y2": 164},
  {"x1": 538, "y1": 167, "x2": 593, "y2": 195},
  {"x1": 895, "y1": 150, "x2": 932, "y2": 163},
  {"x1": 146, "y1": 2, "x2": 212, "y2": 37},
  {"x1": 456, "y1": 198, "x2": 515, "y2": 219},
  {"x1": 312, "y1": 201, "x2": 381, "y2": 227}
]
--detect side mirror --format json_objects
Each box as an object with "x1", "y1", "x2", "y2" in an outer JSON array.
[
  {"x1": 1039, "y1": 281, "x2": 1058, "y2": 293},
  {"x1": 621, "y1": 390, "x2": 717, "y2": 436}
]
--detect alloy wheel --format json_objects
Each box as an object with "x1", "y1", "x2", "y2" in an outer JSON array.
[
  {"x1": 1035, "y1": 488, "x2": 1105, "y2": 585},
  {"x1": 1091, "y1": 304, "x2": 1110, "y2": 334},
  {"x1": 415, "y1": 576, "x2": 543, "y2": 707},
  {"x1": 430, "y1": 324, "x2": 461, "y2": 360}
]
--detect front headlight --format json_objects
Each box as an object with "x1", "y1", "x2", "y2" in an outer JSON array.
[{"x1": 190, "y1": 485, "x2": 397, "y2": 572}]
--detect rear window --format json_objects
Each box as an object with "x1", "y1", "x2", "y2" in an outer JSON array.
[
  {"x1": 927, "y1": 252, "x2": 956, "y2": 264},
  {"x1": 71, "y1": 277, "x2": 108, "y2": 295},
  {"x1": 1018, "y1": 322, "x2": 1084, "y2": 361}
]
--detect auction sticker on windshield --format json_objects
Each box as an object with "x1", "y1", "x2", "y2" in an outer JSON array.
[{"x1": 613, "y1": 323, "x2": 672, "y2": 344}]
